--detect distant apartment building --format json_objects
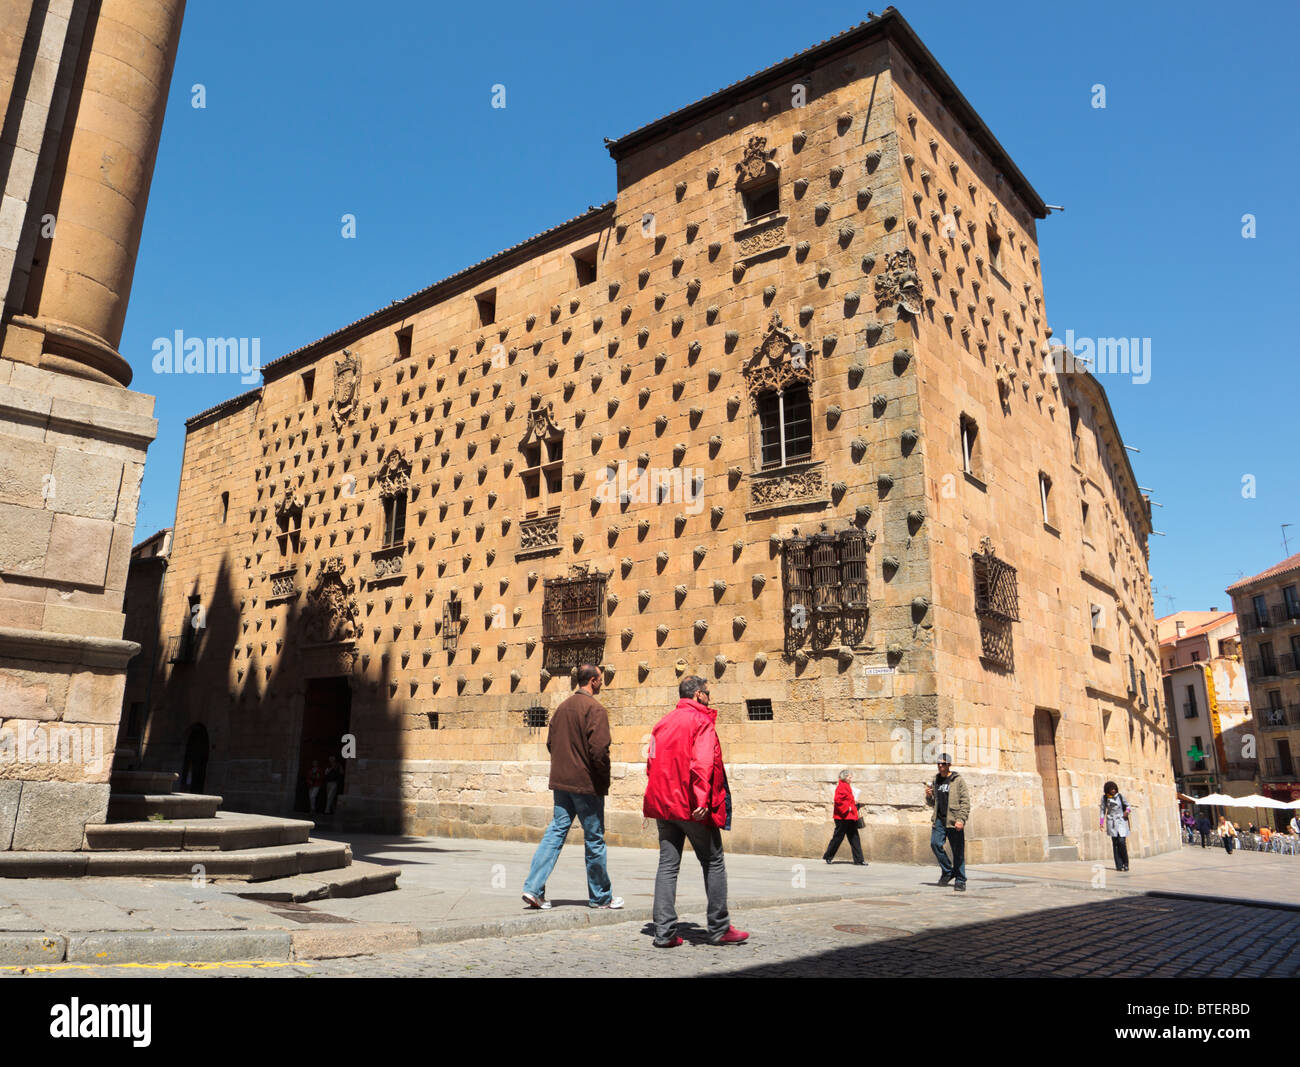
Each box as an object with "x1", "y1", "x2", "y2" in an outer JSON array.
[
  {"x1": 1158, "y1": 610, "x2": 1253, "y2": 797},
  {"x1": 1227, "y1": 553, "x2": 1300, "y2": 807}
]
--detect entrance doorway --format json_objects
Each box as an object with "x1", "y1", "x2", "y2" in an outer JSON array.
[
  {"x1": 180, "y1": 723, "x2": 209, "y2": 793},
  {"x1": 1034, "y1": 708, "x2": 1064, "y2": 836},
  {"x1": 295, "y1": 677, "x2": 351, "y2": 814}
]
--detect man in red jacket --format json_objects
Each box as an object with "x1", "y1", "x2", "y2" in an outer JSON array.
[{"x1": 643, "y1": 676, "x2": 748, "y2": 947}]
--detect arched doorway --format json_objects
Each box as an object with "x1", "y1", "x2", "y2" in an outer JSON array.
[{"x1": 180, "y1": 723, "x2": 210, "y2": 794}]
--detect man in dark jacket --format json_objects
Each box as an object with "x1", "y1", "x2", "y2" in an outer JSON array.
[
  {"x1": 925, "y1": 753, "x2": 971, "y2": 892},
  {"x1": 642, "y1": 676, "x2": 748, "y2": 947},
  {"x1": 521, "y1": 664, "x2": 623, "y2": 910}
]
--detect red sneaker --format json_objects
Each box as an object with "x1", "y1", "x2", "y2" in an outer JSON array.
[
  {"x1": 653, "y1": 936, "x2": 684, "y2": 948},
  {"x1": 712, "y1": 926, "x2": 749, "y2": 945}
]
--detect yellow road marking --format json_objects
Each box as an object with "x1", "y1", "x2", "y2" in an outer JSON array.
[{"x1": 0, "y1": 960, "x2": 311, "y2": 973}]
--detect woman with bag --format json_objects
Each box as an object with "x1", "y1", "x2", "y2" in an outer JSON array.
[
  {"x1": 1099, "y1": 780, "x2": 1131, "y2": 871},
  {"x1": 1218, "y1": 815, "x2": 1238, "y2": 855},
  {"x1": 822, "y1": 769, "x2": 867, "y2": 866}
]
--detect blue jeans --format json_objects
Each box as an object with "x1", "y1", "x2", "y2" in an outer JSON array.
[
  {"x1": 522, "y1": 790, "x2": 613, "y2": 905},
  {"x1": 931, "y1": 818, "x2": 966, "y2": 885}
]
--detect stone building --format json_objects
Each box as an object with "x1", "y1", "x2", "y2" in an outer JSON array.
[
  {"x1": 1158, "y1": 610, "x2": 1254, "y2": 798},
  {"x1": 1227, "y1": 552, "x2": 1300, "y2": 807},
  {"x1": 117, "y1": 528, "x2": 171, "y2": 766},
  {"x1": 140, "y1": 9, "x2": 1177, "y2": 863},
  {"x1": 0, "y1": 1, "x2": 185, "y2": 850}
]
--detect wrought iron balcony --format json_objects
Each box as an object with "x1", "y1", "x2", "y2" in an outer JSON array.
[
  {"x1": 1265, "y1": 757, "x2": 1296, "y2": 778},
  {"x1": 1258, "y1": 708, "x2": 1292, "y2": 731},
  {"x1": 1251, "y1": 657, "x2": 1280, "y2": 679}
]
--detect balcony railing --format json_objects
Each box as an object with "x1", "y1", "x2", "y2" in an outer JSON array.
[
  {"x1": 1251, "y1": 657, "x2": 1280, "y2": 679},
  {"x1": 1240, "y1": 612, "x2": 1269, "y2": 634},
  {"x1": 1265, "y1": 757, "x2": 1296, "y2": 778},
  {"x1": 1279, "y1": 652, "x2": 1300, "y2": 675},
  {"x1": 1258, "y1": 708, "x2": 1293, "y2": 731},
  {"x1": 1272, "y1": 602, "x2": 1300, "y2": 625}
]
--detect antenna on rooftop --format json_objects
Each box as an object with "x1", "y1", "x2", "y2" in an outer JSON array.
[{"x1": 1284, "y1": 523, "x2": 1294, "y2": 555}]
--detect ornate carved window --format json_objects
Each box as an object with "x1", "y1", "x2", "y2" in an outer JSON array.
[
  {"x1": 442, "y1": 593, "x2": 461, "y2": 653},
  {"x1": 377, "y1": 449, "x2": 410, "y2": 551},
  {"x1": 782, "y1": 527, "x2": 870, "y2": 653},
  {"x1": 541, "y1": 567, "x2": 608, "y2": 671},
  {"x1": 973, "y1": 537, "x2": 1017, "y2": 670},
  {"x1": 274, "y1": 478, "x2": 303, "y2": 558},
  {"x1": 520, "y1": 400, "x2": 563, "y2": 520},
  {"x1": 757, "y1": 384, "x2": 812, "y2": 469}
]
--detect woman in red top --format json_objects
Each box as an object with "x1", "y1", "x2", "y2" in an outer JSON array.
[{"x1": 823, "y1": 769, "x2": 866, "y2": 865}]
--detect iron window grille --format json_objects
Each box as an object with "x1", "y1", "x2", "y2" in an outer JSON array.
[
  {"x1": 524, "y1": 706, "x2": 549, "y2": 729},
  {"x1": 782, "y1": 529, "x2": 869, "y2": 652},
  {"x1": 541, "y1": 569, "x2": 609, "y2": 671},
  {"x1": 757, "y1": 385, "x2": 813, "y2": 470},
  {"x1": 746, "y1": 699, "x2": 774, "y2": 721},
  {"x1": 973, "y1": 539, "x2": 1017, "y2": 670},
  {"x1": 442, "y1": 595, "x2": 461, "y2": 652}
]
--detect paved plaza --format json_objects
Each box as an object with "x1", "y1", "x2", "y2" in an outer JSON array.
[{"x1": 0, "y1": 833, "x2": 1297, "y2": 977}]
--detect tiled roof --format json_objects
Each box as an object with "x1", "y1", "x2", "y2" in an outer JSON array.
[
  {"x1": 1158, "y1": 612, "x2": 1236, "y2": 645},
  {"x1": 1226, "y1": 551, "x2": 1300, "y2": 594},
  {"x1": 259, "y1": 202, "x2": 616, "y2": 378},
  {"x1": 604, "y1": 7, "x2": 1047, "y2": 218},
  {"x1": 185, "y1": 385, "x2": 262, "y2": 430}
]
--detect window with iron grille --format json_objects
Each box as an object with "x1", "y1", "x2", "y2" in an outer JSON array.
[
  {"x1": 524, "y1": 706, "x2": 549, "y2": 728},
  {"x1": 781, "y1": 529, "x2": 869, "y2": 652},
  {"x1": 757, "y1": 385, "x2": 813, "y2": 469},
  {"x1": 973, "y1": 539, "x2": 1017, "y2": 670},
  {"x1": 746, "y1": 699, "x2": 774, "y2": 721},
  {"x1": 441, "y1": 595, "x2": 461, "y2": 652},
  {"x1": 541, "y1": 569, "x2": 609, "y2": 670}
]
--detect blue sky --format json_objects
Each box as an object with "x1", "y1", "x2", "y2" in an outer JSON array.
[{"x1": 124, "y1": 0, "x2": 1299, "y2": 613}]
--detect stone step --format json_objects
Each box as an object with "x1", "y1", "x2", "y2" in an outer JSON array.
[
  {"x1": 0, "y1": 839, "x2": 352, "y2": 881},
  {"x1": 232, "y1": 860, "x2": 401, "y2": 902},
  {"x1": 107, "y1": 792, "x2": 222, "y2": 821},
  {"x1": 109, "y1": 770, "x2": 179, "y2": 796},
  {"x1": 1047, "y1": 835, "x2": 1080, "y2": 862},
  {"x1": 84, "y1": 812, "x2": 313, "y2": 852}
]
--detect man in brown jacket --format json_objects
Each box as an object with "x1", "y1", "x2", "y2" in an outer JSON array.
[{"x1": 521, "y1": 664, "x2": 623, "y2": 910}]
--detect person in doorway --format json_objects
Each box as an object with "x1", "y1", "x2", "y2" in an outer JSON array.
[
  {"x1": 1099, "y1": 780, "x2": 1131, "y2": 872},
  {"x1": 822, "y1": 769, "x2": 866, "y2": 865},
  {"x1": 521, "y1": 664, "x2": 623, "y2": 911},
  {"x1": 306, "y1": 760, "x2": 324, "y2": 813},
  {"x1": 324, "y1": 755, "x2": 344, "y2": 814},
  {"x1": 643, "y1": 676, "x2": 747, "y2": 947},
  {"x1": 924, "y1": 754, "x2": 970, "y2": 892},
  {"x1": 1218, "y1": 816, "x2": 1238, "y2": 855}
]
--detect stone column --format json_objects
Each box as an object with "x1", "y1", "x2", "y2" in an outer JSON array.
[
  {"x1": 0, "y1": 0, "x2": 185, "y2": 852},
  {"x1": 5, "y1": 0, "x2": 186, "y2": 387}
]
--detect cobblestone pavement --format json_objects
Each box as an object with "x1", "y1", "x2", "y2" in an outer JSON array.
[{"x1": 10, "y1": 883, "x2": 1299, "y2": 978}]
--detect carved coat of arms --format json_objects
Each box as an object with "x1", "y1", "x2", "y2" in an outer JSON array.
[
  {"x1": 874, "y1": 249, "x2": 925, "y2": 317},
  {"x1": 742, "y1": 312, "x2": 813, "y2": 399},
  {"x1": 331, "y1": 348, "x2": 360, "y2": 431},
  {"x1": 303, "y1": 556, "x2": 358, "y2": 644},
  {"x1": 736, "y1": 135, "x2": 776, "y2": 185}
]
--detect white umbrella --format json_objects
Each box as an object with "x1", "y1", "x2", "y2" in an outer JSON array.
[
  {"x1": 1192, "y1": 794, "x2": 1239, "y2": 805},
  {"x1": 1236, "y1": 794, "x2": 1290, "y2": 809}
]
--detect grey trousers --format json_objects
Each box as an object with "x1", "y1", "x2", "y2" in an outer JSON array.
[{"x1": 654, "y1": 818, "x2": 730, "y2": 942}]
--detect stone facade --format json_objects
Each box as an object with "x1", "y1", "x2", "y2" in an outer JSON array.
[
  {"x1": 1226, "y1": 552, "x2": 1300, "y2": 804},
  {"x1": 138, "y1": 11, "x2": 1177, "y2": 863},
  {"x1": 0, "y1": 1, "x2": 186, "y2": 849}
]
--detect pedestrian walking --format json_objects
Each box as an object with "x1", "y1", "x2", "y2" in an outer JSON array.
[
  {"x1": 1218, "y1": 816, "x2": 1237, "y2": 855},
  {"x1": 822, "y1": 769, "x2": 866, "y2": 865},
  {"x1": 643, "y1": 676, "x2": 748, "y2": 948},
  {"x1": 1196, "y1": 812, "x2": 1212, "y2": 847},
  {"x1": 521, "y1": 663, "x2": 624, "y2": 911},
  {"x1": 1289, "y1": 814, "x2": 1299, "y2": 835},
  {"x1": 1099, "y1": 780, "x2": 1131, "y2": 872},
  {"x1": 925, "y1": 754, "x2": 970, "y2": 892}
]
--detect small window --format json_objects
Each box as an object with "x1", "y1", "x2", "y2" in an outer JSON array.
[
  {"x1": 986, "y1": 225, "x2": 1002, "y2": 272},
  {"x1": 301, "y1": 369, "x2": 315, "y2": 402},
  {"x1": 524, "y1": 706, "x2": 549, "y2": 728},
  {"x1": 757, "y1": 384, "x2": 812, "y2": 469},
  {"x1": 220, "y1": 491, "x2": 229, "y2": 524},
  {"x1": 959, "y1": 414, "x2": 982, "y2": 479},
  {"x1": 1039, "y1": 472, "x2": 1056, "y2": 527},
  {"x1": 426, "y1": 712, "x2": 440, "y2": 729},
  {"x1": 395, "y1": 325, "x2": 413, "y2": 360},
  {"x1": 442, "y1": 595, "x2": 461, "y2": 652},
  {"x1": 1090, "y1": 603, "x2": 1105, "y2": 633},
  {"x1": 1068, "y1": 404, "x2": 1081, "y2": 461},
  {"x1": 476, "y1": 291, "x2": 496, "y2": 327},
  {"x1": 1190, "y1": 650, "x2": 1200, "y2": 662},
  {"x1": 742, "y1": 181, "x2": 779, "y2": 222},
  {"x1": 573, "y1": 245, "x2": 598, "y2": 287},
  {"x1": 1080, "y1": 500, "x2": 1090, "y2": 536},
  {"x1": 746, "y1": 699, "x2": 774, "y2": 721}
]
